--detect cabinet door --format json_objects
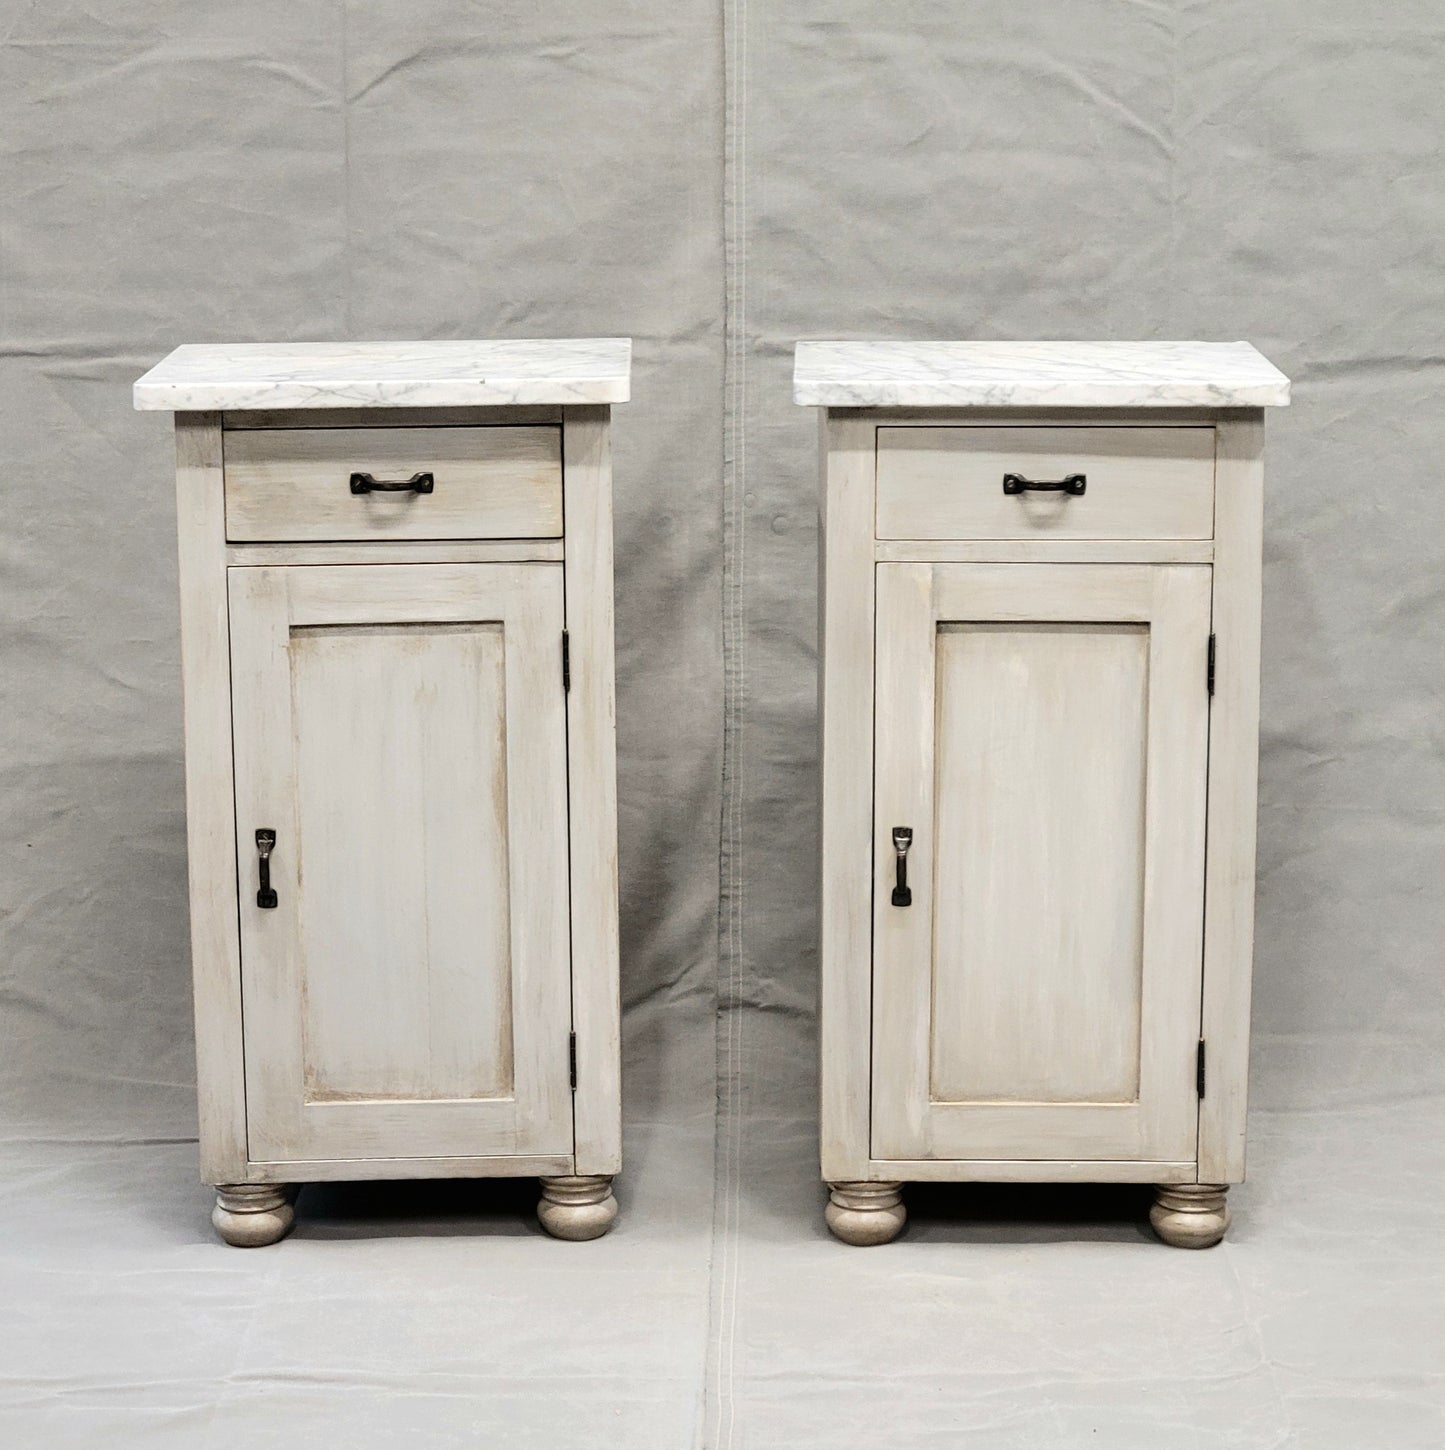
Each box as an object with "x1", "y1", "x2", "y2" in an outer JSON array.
[
  {"x1": 229, "y1": 563, "x2": 572, "y2": 1164},
  {"x1": 872, "y1": 563, "x2": 1211, "y2": 1164}
]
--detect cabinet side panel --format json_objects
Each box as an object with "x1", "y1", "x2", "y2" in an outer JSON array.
[
  {"x1": 173, "y1": 413, "x2": 247, "y2": 1182},
  {"x1": 563, "y1": 407, "x2": 622, "y2": 1176},
  {"x1": 1199, "y1": 414, "x2": 1265, "y2": 1184},
  {"x1": 819, "y1": 413, "x2": 878, "y2": 1180}
]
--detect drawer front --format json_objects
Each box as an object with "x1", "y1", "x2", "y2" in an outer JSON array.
[
  {"x1": 875, "y1": 427, "x2": 1215, "y2": 541},
  {"x1": 224, "y1": 426, "x2": 562, "y2": 541}
]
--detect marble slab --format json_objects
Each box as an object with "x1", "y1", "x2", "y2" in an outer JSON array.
[
  {"x1": 793, "y1": 341, "x2": 1290, "y2": 409},
  {"x1": 134, "y1": 339, "x2": 632, "y2": 411}
]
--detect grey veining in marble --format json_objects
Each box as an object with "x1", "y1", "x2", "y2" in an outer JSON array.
[
  {"x1": 134, "y1": 339, "x2": 632, "y2": 411},
  {"x1": 793, "y1": 341, "x2": 1290, "y2": 409}
]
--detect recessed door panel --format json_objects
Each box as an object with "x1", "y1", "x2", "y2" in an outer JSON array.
[
  {"x1": 931, "y1": 620, "x2": 1149, "y2": 1106},
  {"x1": 229, "y1": 562, "x2": 572, "y2": 1164},
  {"x1": 872, "y1": 563, "x2": 1211, "y2": 1163},
  {"x1": 290, "y1": 621, "x2": 514, "y2": 1105}
]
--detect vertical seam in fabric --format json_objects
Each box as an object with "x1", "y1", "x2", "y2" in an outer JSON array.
[
  {"x1": 339, "y1": 0, "x2": 353, "y2": 337},
  {"x1": 1166, "y1": 0, "x2": 1180, "y2": 322},
  {"x1": 707, "y1": 0, "x2": 747, "y2": 1442}
]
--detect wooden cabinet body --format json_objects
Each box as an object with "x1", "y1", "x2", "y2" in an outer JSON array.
[
  {"x1": 797, "y1": 341, "x2": 1290, "y2": 1247},
  {"x1": 136, "y1": 342, "x2": 629, "y2": 1244}
]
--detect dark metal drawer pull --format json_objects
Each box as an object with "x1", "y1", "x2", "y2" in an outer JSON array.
[
  {"x1": 350, "y1": 470, "x2": 435, "y2": 495},
  {"x1": 255, "y1": 829, "x2": 278, "y2": 909},
  {"x1": 1002, "y1": 471, "x2": 1086, "y2": 496},
  {"x1": 891, "y1": 827, "x2": 913, "y2": 908}
]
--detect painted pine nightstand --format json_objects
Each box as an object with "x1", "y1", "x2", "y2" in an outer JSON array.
[
  {"x1": 796, "y1": 341, "x2": 1289, "y2": 1247},
  {"x1": 136, "y1": 340, "x2": 629, "y2": 1244}
]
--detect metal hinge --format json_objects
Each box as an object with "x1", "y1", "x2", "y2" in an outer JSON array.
[
  {"x1": 1196, "y1": 1039, "x2": 1207, "y2": 1098},
  {"x1": 562, "y1": 631, "x2": 571, "y2": 692},
  {"x1": 1206, "y1": 634, "x2": 1216, "y2": 696},
  {"x1": 569, "y1": 1031, "x2": 577, "y2": 1091}
]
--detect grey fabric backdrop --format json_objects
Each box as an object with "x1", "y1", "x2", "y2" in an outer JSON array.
[{"x1": 3, "y1": 1, "x2": 1444, "y2": 1445}]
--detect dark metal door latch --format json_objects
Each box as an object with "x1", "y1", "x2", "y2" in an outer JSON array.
[
  {"x1": 891, "y1": 827, "x2": 913, "y2": 907},
  {"x1": 255, "y1": 829, "x2": 278, "y2": 909}
]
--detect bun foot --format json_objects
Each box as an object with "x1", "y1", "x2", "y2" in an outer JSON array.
[
  {"x1": 212, "y1": 1184, "x2": 295, "y2": 1247},
  {"x1": 1151, "y1": 1184, "x2": 1230, "y2": 1248},
  {"x1": 826, "y1": 1181, "x2": 906, "y2": 1245},
  {"x1": 538, "y1": 1175, "x2": 617, "y2": 1240}
]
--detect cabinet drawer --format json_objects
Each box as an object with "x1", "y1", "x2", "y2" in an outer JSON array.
[
  {"x1": 224, "y1": 426, "x2": 562, "y2": 541},
  {"x1": 875, "y1": 427, "x2": 1215, "y2": 541}
]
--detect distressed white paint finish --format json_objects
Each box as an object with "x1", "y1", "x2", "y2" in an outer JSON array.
[
  {"x1": 871, "y1": 563, "x2": 1211, "y2": 1163},
  {"x1": 805, "y1": 345, "x2": 1281, "y2": 1239},
  {"x1": 224, "y1": 425, "x2": 562, "y2": 541},
  {"x1": 135, "y1": 339, "x2": 632, "y2": 410},
  {"x1": 1198, "y1": 415, "x2": 1266, "y2": 1185},
  {"x1": 229, "y1": 563, "x2": 573, "y2": 1163},
  {"x1": 929, "y1": 619, "x2": 1150, "y2": 1105},
  {"x1": 875, "y1": 539, "x2": 1214, "y2": 565},
  {"x1": 150, "y1": 356, "x2": 626, "y2": 1239},
  {"x1": 240, "y1": 1153, "x2": 574, "y2": 1184},
  {"x1": 875, "y1": 426, "x2": 1215, "y2": 540},
  {"x1": 224, "y1": 405, "x2": 562, "y2": 430},
  {"x1": 843, "y1": 406, "x2": 1241, "y2": 429},
  {"x1": 226, "y1": 539, "x2": 564, "y2": 567},
  {"x1": 563, "y1": 407, "x2": 623, "y2": 1177},
  {"x1": 794, "y1": 340, "x2": 1291, "y2": 409},
  {"x1": 290, "y1": 622, "x2": 513, "y2": 1104},
  {"x1": 172, "y1": 414, "x2": 248, "y2": 1185},
  {"x1": 817, "y1": 412, "x2": 879, "y2": 1183},
  {"x1": 869, "y1": 1158, "x2": 1199, "y2": 1185}
]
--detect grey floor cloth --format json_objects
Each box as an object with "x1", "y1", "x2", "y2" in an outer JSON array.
[{"x1": 4, "y1": 1041, "x2": 1443, "y2": 1444}]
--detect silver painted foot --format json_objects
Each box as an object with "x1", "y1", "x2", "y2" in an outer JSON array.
[
  {"x1": 538, "y1": 1175, "x2": 618, "y2": 1241},
  {"x1": 212, "y1": 1184, "x2": 295, "y2": 1247},
  {"x1": 825, "y1": 1181, "x2": 906, "y2": 1246},
  {"x1": 1151, "y1": 1183, "x2": 1230, "y2": 1248}
]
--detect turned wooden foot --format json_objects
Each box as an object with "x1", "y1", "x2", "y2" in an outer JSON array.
[
  {"x1": 538, "y1": 1175, "x2": 617, "y2": 1240},
  {"x1": 825, "y1": 1181, "x2": 906, "y2": 1245},
  {"x1": 1151, "y1": 1184, "x2": 1230, "y2": 1248},
  {"x1": 212, "y1": 1184, "x2": 295, "y2": 1247}
]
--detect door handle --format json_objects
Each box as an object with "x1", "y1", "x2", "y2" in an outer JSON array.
[
  {"x1": 255, "y1": 829, "x2": 278, "y2": 909},
  {"x1": 891, "y1": 827, "x2": 913, "y2": 907}
]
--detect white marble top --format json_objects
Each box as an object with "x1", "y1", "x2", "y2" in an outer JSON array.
[
  {"x1": 134, "y1": 339, "x2": 632, "y2": 411},
  {"x1": 793, "y1": 341, "x2": 1290, "y2": 409}
]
